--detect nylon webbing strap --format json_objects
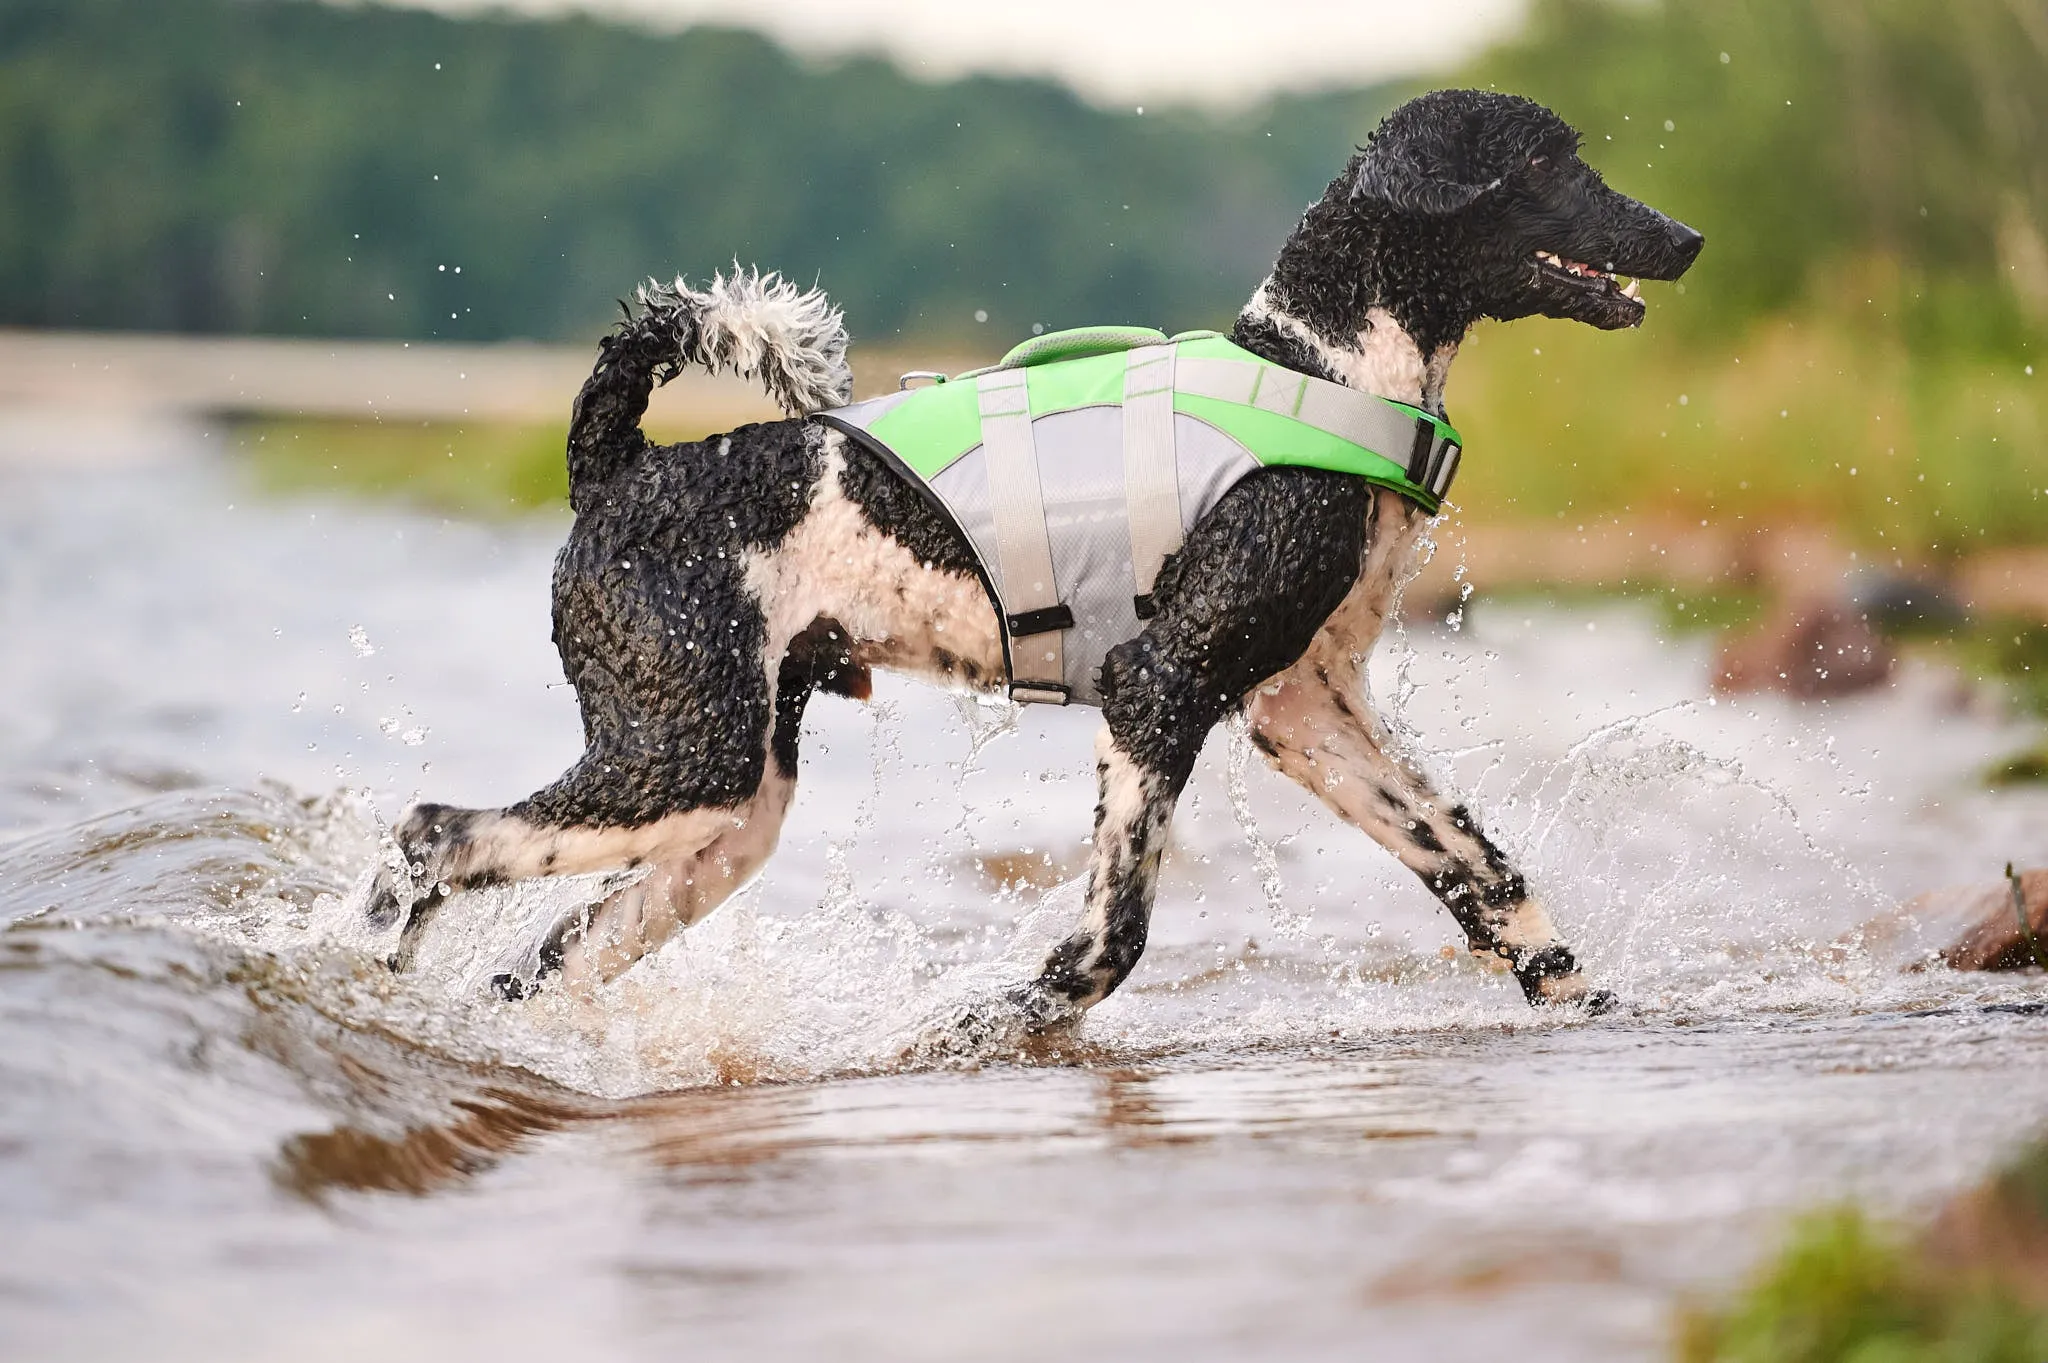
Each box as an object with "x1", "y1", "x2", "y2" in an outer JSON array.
[
  {"x1": 1174, "y1": 356, "x2": 1433, "y2": 469},
  {"x1": 1122, "y1": 344, "x2": 1181, "y2": 604},
  {"x1": 977, "y1": 368, "x2": 1068, "y2": 703}
]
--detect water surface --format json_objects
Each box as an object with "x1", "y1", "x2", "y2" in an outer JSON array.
[{"x1": 5, "y1": 433, "x2": 2048, "y2": 1361}]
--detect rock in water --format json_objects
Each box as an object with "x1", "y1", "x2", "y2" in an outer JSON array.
[
  {"x1": 1860, "y1": 869, "x2": 2048, "y2": 972},
  {"x1": 1715, "y1": 600, "x2": 1895, "y2": 699},
  {"x1": 1936, "y1": 869, "x2": 2048, "y2": 971}
]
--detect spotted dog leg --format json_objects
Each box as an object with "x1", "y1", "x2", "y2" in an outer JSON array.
[
  {"x1": 536, "y1": 624, "x2": 855, "y2": 987},
  {"x1": 1011, "y1": 468, "x2": 1377, "y2": 1029},
  {"x1": 1246, "y1": 650, "x2": 1606, "y2": 1009},
  {"x1": 940, "y1": 653, "x2": 1204, "y2": 1049},
  {"x1": 1022, "y1": 712, "x2": 1200, "y2": 1024},
  {"x1": 370, "y1": 520, "x2": 859, "y2": 991}
]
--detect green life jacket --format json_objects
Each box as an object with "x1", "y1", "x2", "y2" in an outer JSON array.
[{"x1": 818, "y1": 326, "x2": 1462, "y2": 706}]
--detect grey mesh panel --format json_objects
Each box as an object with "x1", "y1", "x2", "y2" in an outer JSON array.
[
  {"x1": 1171, "y1": 413, "x2": 1262, "y2": 535},
  {"x1": 819, "y1": 349, "x2": 1403, "y2": 709},
  {"x1": 929, "y1": 443, "x2": 998, "y2": 588},
  {"x1": 924, "y1": 408, "x2": 1260, "y2": 706}
]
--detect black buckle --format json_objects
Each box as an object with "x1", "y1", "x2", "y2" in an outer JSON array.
[
  {"x1": 1404, "y1": 417, "x2": 1461, "y2": 503},
  {"x1": 1406, "y1": 419, "x2": 1435, "y2": 486},
  {"x1": 1006, "y1": 604, "x2": 1074, "y2": 636},
  {"x1": 1009, "y1": 680, "x2": 1071, "y2": 704},
  {"x1": 1132, "y1": 593, "x2": 1156, "y2": 620}
]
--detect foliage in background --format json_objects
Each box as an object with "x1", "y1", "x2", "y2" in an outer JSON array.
[
  {"x1": 1445, "y1": 0, "x2": 2047, "y2": 551},
  {"x1": 0, "y1": 0, "x2": 1393, "y2": 343},
  {"x1": 1447, "y1": 305, "x2": 2046, "y2": 555},
  {"x1": 1473, "y1": 0, "x2": 2048, "y2": 358},
  {"x1": 1676, "y1": 1208, "x2": 2048, "y2": 1363},
  {"x1": 11, "y1": 0, "x2": 2048, "y2": 558},
  {"x1": 1680, "y1": 1138, "x2": 2048, "y2": 1363},
  {"x1": 236, "y1": 418, "x2": 571, "y2": 515}
]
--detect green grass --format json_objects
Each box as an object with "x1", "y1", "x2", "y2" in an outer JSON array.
[
  {"x1": 1678, "y1": 1208, "x2": 2048, "y2": 1363},
  {"x1": 1480, "y1": 581, "x2": 1771, "y2": 638},
  {"x1": 234, "y1": 418, "x2": 571, "y2": 517},
  {"x1": 1451, "y1": 290, "x2": 2048, "y2": 560}
]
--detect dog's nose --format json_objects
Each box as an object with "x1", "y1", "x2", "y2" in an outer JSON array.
[{"x1": 1672, "y1": 221, "x2": 1705, "y2": 265}]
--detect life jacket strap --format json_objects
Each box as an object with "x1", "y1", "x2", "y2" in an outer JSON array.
[
  {"x1": 977, "y1": 368, "x2": 1069, "y2": 704},
  {"x1": 1122, "y1": 343, "x2": 1182, "y2": 603}
]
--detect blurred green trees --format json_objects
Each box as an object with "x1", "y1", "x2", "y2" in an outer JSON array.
[
  {"x1": 0, "y1": 0, "x2": 1391, "y2": 342},
  {"x1": 9, "y1": 0, "x2": 2045, "y2": 553},
  {"x1": 1476, "y1": 0, "x2": 2048, "y2": 357},
  {"x1": 1441, "y1": 0, "x2": 2048, "y2": 557},
  {"x1": 5, "y1": 0, "x2": 2042, "y2": 361}
]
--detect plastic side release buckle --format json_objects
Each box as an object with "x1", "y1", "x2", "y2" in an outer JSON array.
[{"x1": 1006, "y1": 604, "x2": 1075, "y2": 637}]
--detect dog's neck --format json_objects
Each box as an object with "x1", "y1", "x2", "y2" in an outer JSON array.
[
  {"x1": 1230, "y1": 200, "x2": 1468, "y2": 417},
  {"x1": 1235, "y1": 283, "x2": 1458, "y2": 416}
]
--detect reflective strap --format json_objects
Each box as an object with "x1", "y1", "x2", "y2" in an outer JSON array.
[
  {"x1": 1175, "y1": 354, "x2": 1435, "y2": 479},
  {"x1": 1121, "y1": 344, "x2": 1181, "y2": 601},
  {"x1": 976, "y1": 368, "x2": 1066, "y2": 702}
]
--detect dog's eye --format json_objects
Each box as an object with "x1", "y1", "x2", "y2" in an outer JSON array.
[{"x1": 1529, "y1": 154, "x2": 1551, "y2": 171}]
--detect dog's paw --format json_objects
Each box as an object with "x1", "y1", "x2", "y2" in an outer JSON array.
[
  {"x1": 1581, "y1": 988, "x2": 1623, "y2": 1017},
  {"x1": 364, "y1": 880, "x2": 405, "y2": 931},
  {"x1": 1522, "y1": 964, "x2": 1626, "y2": 1017},
  {"x1": 903, "y1": 983, "x2": 1074, "y2": 1063}
]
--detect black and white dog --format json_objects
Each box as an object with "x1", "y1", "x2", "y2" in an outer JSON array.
[{"x1": 368, "y1": 90, "x2": 1702, "y2": 1027}]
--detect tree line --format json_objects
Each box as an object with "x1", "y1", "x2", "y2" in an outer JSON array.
[{"x1": 1, "y1": 0, "x2": 2041, "y2": 356}]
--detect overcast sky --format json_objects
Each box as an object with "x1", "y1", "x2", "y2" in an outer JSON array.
[{"x1": 389, "y1": 0, "x2": 1529, "y2": 107}]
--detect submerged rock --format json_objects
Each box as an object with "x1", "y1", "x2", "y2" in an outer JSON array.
[{"x1": 1714, "y1": 600, "x2": 1895, "y2": 699}]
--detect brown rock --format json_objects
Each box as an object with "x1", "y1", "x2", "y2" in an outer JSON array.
[
  {"x1": 1934, "y1": 869, "x2": 2048, "y2": 971},
  {"x1": 1714, "y1": 601, "x2": 1895, "y2": 699},
  {"x1": 1844, "y1": 869, "x2": 2048, "y2": 972}
]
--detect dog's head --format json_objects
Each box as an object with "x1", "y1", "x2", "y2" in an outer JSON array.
[{"x1": 1282, "y1": 90, "x2": 1703, "y2": 347}]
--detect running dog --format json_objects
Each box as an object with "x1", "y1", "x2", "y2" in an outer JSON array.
[{"x1": 366, "y1": 89, "x2": 1703, "y2": 1026}]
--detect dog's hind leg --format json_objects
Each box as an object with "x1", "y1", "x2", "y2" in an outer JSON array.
[
  {"x1": 373, "y1": 526, "x2": 804, "y2": 977},
  {"x1": 536, "y1": 621, "x2": 855, "y2": 987},
  {"x1": 1244, "y1": 604, "x2": 1603, "y2": 1009},
  {"x1": 377, "y1": 602, "x2": 854, "y2": 992}
]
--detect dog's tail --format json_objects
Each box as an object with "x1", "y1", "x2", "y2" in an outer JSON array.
[{"x1": 566, "y1": 267, "x2": 852, "y2": 511}]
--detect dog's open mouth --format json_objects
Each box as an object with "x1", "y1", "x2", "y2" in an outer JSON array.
[
  {"x1": 1534, "y1": 251, "x2": 1643, "y2": 301},
  {"x1": 1531, "y1": 250, "x2": 1647, "y2": 327}
]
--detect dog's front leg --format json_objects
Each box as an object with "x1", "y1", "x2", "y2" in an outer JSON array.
[
  {"x1": 937, "y1": 681, "x2": 1201, "y2": 1049},
  {"x1": 1023, "y1": 721, "x2": 1185, "y2": 1019},
  {"x1": 1247, "y1": 662, "x2": 1606, "y2": 1009},
  {"x1": 1011, "y1": 467, "x2": 1372, "y2": 1031}
]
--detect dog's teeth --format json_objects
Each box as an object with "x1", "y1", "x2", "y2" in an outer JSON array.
[{"x1": 1622, "y1": 278, "x2": 1642, "y2": 300}]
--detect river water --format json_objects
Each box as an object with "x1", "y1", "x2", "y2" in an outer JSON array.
[{"x1": 5, "y1": 423, "x2": 2048, "y2": 1361}]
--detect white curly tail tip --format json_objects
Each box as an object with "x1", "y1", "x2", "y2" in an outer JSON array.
[{"x1": 637, "y1": 267, "x2": 852, "y2": 417}]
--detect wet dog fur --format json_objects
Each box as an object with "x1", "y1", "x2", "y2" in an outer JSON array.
[{"x1": 367, "y1": 90, "x2": 1704, "y2": 1028}]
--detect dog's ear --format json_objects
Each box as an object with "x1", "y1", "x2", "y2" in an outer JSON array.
[
  {"x1": 1351, "y1": 94, "x2": 1514, "y2": 216},
  {"x1": 1352, "y1": 161, "x2": 1496, "y2": 215},
  {"x1": 1351, "y1": 145, "x2": 1500, "y2": 216}
]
